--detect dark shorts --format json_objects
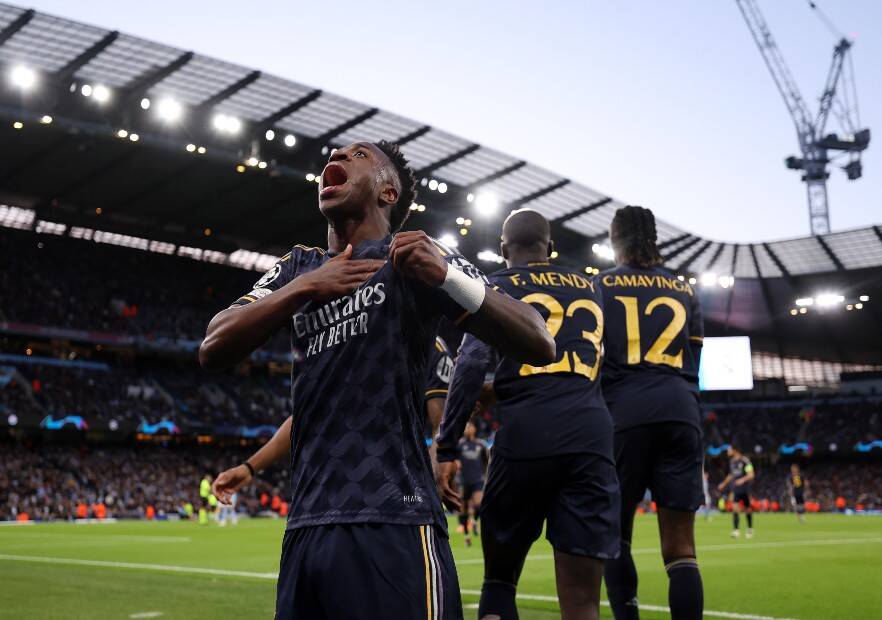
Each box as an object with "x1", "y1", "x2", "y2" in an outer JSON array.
[
  {"x1": 480, "y1": 452, "x2": 620, "y2": 559},
  {"x1": 793, "y1": 490, "x2": 805, "y2": 505},
  {"x1": 462, "y1": 481, "x2": 484, "y2": 504},
  {"x1": 276, "y1": 523, "x2": 462, "y2": 620},
  {"x1": 733, "y1": 489, "x2": 751, "y2": 508},
  {"x1": 615, "y1": 421, "x2": 704, "y2": 516}
]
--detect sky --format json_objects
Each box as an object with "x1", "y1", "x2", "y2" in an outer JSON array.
[{"x1": 19, "y1": 0, "x2": 882, "y2": 243}]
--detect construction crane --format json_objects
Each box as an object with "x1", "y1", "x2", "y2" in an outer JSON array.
[{"x1": 735, "y1": 0, "x2": 870, "y2": 235}]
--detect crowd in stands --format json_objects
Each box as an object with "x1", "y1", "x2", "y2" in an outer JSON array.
[
  {"x1": 0, "y1": 228, "x2": 288, "y2": 352},
  {"x1": 0, "y1": 362, "x2": 290, "y2": 429},
  {"x1": 0, "y1": 442, "x2": 289, "y2": 522},
  {"x1": 705, "y1": 398, "x2": 881, "y2": 453}
]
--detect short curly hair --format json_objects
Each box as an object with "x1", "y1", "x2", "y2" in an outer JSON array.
[{"x1": 374, "y1": 140, "x2": 418, "y2": 232}]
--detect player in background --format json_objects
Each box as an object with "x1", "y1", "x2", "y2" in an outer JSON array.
[
  {"x1": 598, "y1": 206, "x2": 705, "y2": 620},
  {"x1": 717, "y1": 445, "x2": 755, "y2": 538},
  {"x1": 198, "y1": 474, "x2": 211, "y2": 526},
  {"x1": 425, "y1": 335, "x2": 455, "y2": 458},
  {"x1": 217, "y1": 491, "x2": 238, "y2": 527},
  {"x1": 201, "y1": 140, "x2": 554, "y2": 619},
  {"x1": 457, "y1": 421, "x2": 488, "y2": 547},
  {"x1": 701, "y1": 470, "x2": 713, "y2": 521},
  {"x1": 788, "y1": 463, "x2": 807, "y2": 524},
  {"x1": 437, "y1": 209, "x2": 620, "y2": 620}
]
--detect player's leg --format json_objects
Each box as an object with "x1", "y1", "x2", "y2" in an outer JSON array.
[
  {"x1": 604, "y1": 427, "x2": 651, "y2": 620},
  {"x1": 471, "y1": 489, "x2": 483, "y2": 537},
  {"x1": 548, "y1": 453, "x2": 620, "y2": 620},
  {"x1": 745, "y1": 501, "x2": 754, "y2": 537},
  {"x1": 731, "y1": 495, "x2": 741, "y2": 536},
  {"x1": 554, "y1": 551, "x2": 604, "y2": 620},
  {"x1": 651, "y1": 423, "x2": 704, "y2": 620},
  {"x1": 479, "y1": 454, "x2": 553, "y2": 620},
  {"x1": 461, "y1": 487, "x2": 474, "y2": 546}
]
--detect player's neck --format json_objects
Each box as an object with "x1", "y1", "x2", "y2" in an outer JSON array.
[
  {"x1": 505, "y1": 249, "x2": 548, "y2": 268},
  {"x1": 326, "y1": 211, "x2": 390, "y2": 253}
]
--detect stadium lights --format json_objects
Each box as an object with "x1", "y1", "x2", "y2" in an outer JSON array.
[
  {"x1": 116, "y1": 129, "x2": 128, "y2": 138},
  {"x1": 700, "y1": 272, "x2": 717, "y2": 287},
  {"x1": 284, "y1": 134, "x2": 296, "y2": 147},
  {"x1": 306, "y1": 173, "x2": 315, "y2": 181},
  {"x1": 428, "y1": 179, "x2": 438, "y2": 191},
  {"x1": 93, "y1": 84, "x2": 110, "y2": 103},
  {"x1": 212, "y1": 113, "x2": 241, "y2": 134},
  {"x1": 859, "y1": 295, "x2": 869, "y2": 302},
  {"x1": 157, "y1": 97, "x2": 183, "y2": 122},
  {"x1": 12, "y1": 121, "x2": 23, "y2": 129},
  {"x1": 855, "y1": 302, "x2": 864, "y2": 310},
  {"x1": 478, "y1": 250, "x2": 505, "y2": 264},
  {"x1": 258, "y1": 161, "x2": 267, "y2": 169},
  {"x1": 718, "y1": 275, "x2": 735, "y2": 288},
  {"x1": 474, "y1": 191, "x2": 500, "y2": 217},
  {"x1": 688, "y1": 277, "x2": 697, "y2": 285},
  {"x1": 439, "y1": 233, "x2": 459, "y2": 248},
  {"x1": 129, "y1": 133, "x2": 139, "y2": 142},
  {"x1": 795, "y1": 297, "x2": 814, "y2": 306},
  {"x1": 467, "y1": 193, "x2": 474, "y2": 203},
  {"x1": 550, "y1": 250, "x2": 559, "y2": 259},
  {"x1": 247, "y1": 156, "x2": 259, "y2": 167},
  {"x1": 197, "y1": 146, "x2": 206, "y2": 154},
  {"x1": 815, "y1": 293, "x2": 844, "y2": 307},
  {"x1": 438, "y1": 182, "x2": 448, "y2": 194},
  {"x1": 9, "y1": 65, "x2": 36, "y2": 90},
  {"x1": 140, "y1": 97, "x2": 151, "y2": 110},
  {"x1": 186, "y1": 143, "x2": 196, "y2": 152},
  {"x1": 592, "y1": 243, "x2": 615, "y2": 261},
  {"x1": 40, "y1": 115, "x2": 52, "y2": 124},
  {"x1": 265, "y1": 129, "x2": 275, "y2": 141},
  {"x1": 456, "y1": 217, "x2": 465, "y2": 225},
  {"x1": 80, "y1": 83, "x2": 92, "y2": 97}
]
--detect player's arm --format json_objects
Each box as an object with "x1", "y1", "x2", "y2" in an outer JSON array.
[
  {"x1": 434, "y1": 335, "x2": 495, "y2": 511},
  {"x1": 688, "y1": 289, "x2": 705, "y2": 365},
  {"x1": 738, "y1": 463, "x2": 755, "y2": 485},
  {"x1": 212, "y1": 416, "x2": 292, "y2": 504},
  {"x1": 199, "y1": 245, "x2": 383, "y2": 371},
  {"x1": 389, "y1": 231, "x2": 554, "y2": 365},
  {"x1": 717, "y1": 473, "x2": 733, "y2": 492}
]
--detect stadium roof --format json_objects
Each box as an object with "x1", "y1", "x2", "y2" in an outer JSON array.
[{"x1": 0, "y1": 2, "x2": 880, "y2": 363}]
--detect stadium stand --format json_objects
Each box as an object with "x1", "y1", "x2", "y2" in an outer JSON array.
[{"x1": 0, "y1": 1, "x2": 880, "y2": 523}]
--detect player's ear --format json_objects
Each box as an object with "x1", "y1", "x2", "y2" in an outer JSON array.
[
  {"x1": 500, "y1": 240, "x2": 509, "y2": 260},
  {"x1": 379, "y1": 183, "x2": 399, "y2": 208}
]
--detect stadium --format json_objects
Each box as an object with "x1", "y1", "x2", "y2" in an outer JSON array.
[{"x1": 0, "y1": 2, "x2": 880, "y2": 619}]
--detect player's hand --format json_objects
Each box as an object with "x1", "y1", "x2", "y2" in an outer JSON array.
[
  {"x1": 717, "y1": 483, "x2": 725, "y2": 492},
  {"x1": 434, "y1": 460, "x2": 462, "y2": 513},
  {"x1": 212, "y1": 465, "x2": 252, "y2": 505},
  {"x1": 297, "y1": 244, "x2": 385, "y2": 302},
  {"x1": 389, "y1": 231, "x2": 448, "y2": 287}
]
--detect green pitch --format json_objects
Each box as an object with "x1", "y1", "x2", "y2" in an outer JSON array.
[{"x1": 1, "y1": 513, "x2": 880, "y2": 619}]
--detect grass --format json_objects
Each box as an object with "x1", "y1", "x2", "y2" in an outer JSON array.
[{"x1": 1, "y1": 512, "x2": 880, "y2": 619}]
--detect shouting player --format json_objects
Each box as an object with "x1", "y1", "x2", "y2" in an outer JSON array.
[
  {"x1": 200, "y1": 141, "x2": 553, "y2": 619},
  {"x1": 437, "y1": 209, "x2": 620, "y2": 620},
  {"x1": 598, "y1": 206, "x2": 705, "y2": 620},
  {"x1": 456, "y1": 420, "x2": 488, "y2": 547},
  {"x1": 718, "y1": 445, "x2": 756, "y2": 538},
  {"x1": 788, "y1": 463, "x2": 808, "y2": 523}
]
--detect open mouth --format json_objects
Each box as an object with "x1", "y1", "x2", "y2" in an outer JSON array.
[{"x1": 321, "y1": 163, "x2": 348, "y2": 193}]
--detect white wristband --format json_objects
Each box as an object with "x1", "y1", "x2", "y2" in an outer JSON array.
[{"x1": 440, "y1": 265, "x2": 486, "y2": 314}]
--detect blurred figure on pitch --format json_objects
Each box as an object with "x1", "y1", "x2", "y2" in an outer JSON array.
[
  {"x1": 788, "y1": 463, "x2": 808, "y2": 524},
  {"x1": 718, "y1": 445, "x2": 756, "y2": 538},
  {"x1": 198, "y1": 474, "x2": 212, "y2": 525},
  {"x1": 701, "y1": 470, "x2": 713, "y2": 521},
  {"x1": 218, "y1": 492, "x2": 238, "y2": 526},
  {"x1": 456, "y1": 421, "x2": 488, "y2": 547}
]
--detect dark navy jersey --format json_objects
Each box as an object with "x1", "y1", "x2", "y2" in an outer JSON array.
[
  {"x1": 457, "y1": 438, "x2": 488, "y2": 485},
  {"x1": 232, "y1": 236, "x2": 489, "y2": 531},
  {"x1": 729, "y1": 455, "x2": 754, "y2": 491},
  {"x1": 424, "y1": 336, "x2": 453, "y2": 403},
  {"x1": 596, "y1": 265, "x2": 704, "y2": 431},
  {"x1": 438, "y1": 262, "x2": 612, "y2": 461}
]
